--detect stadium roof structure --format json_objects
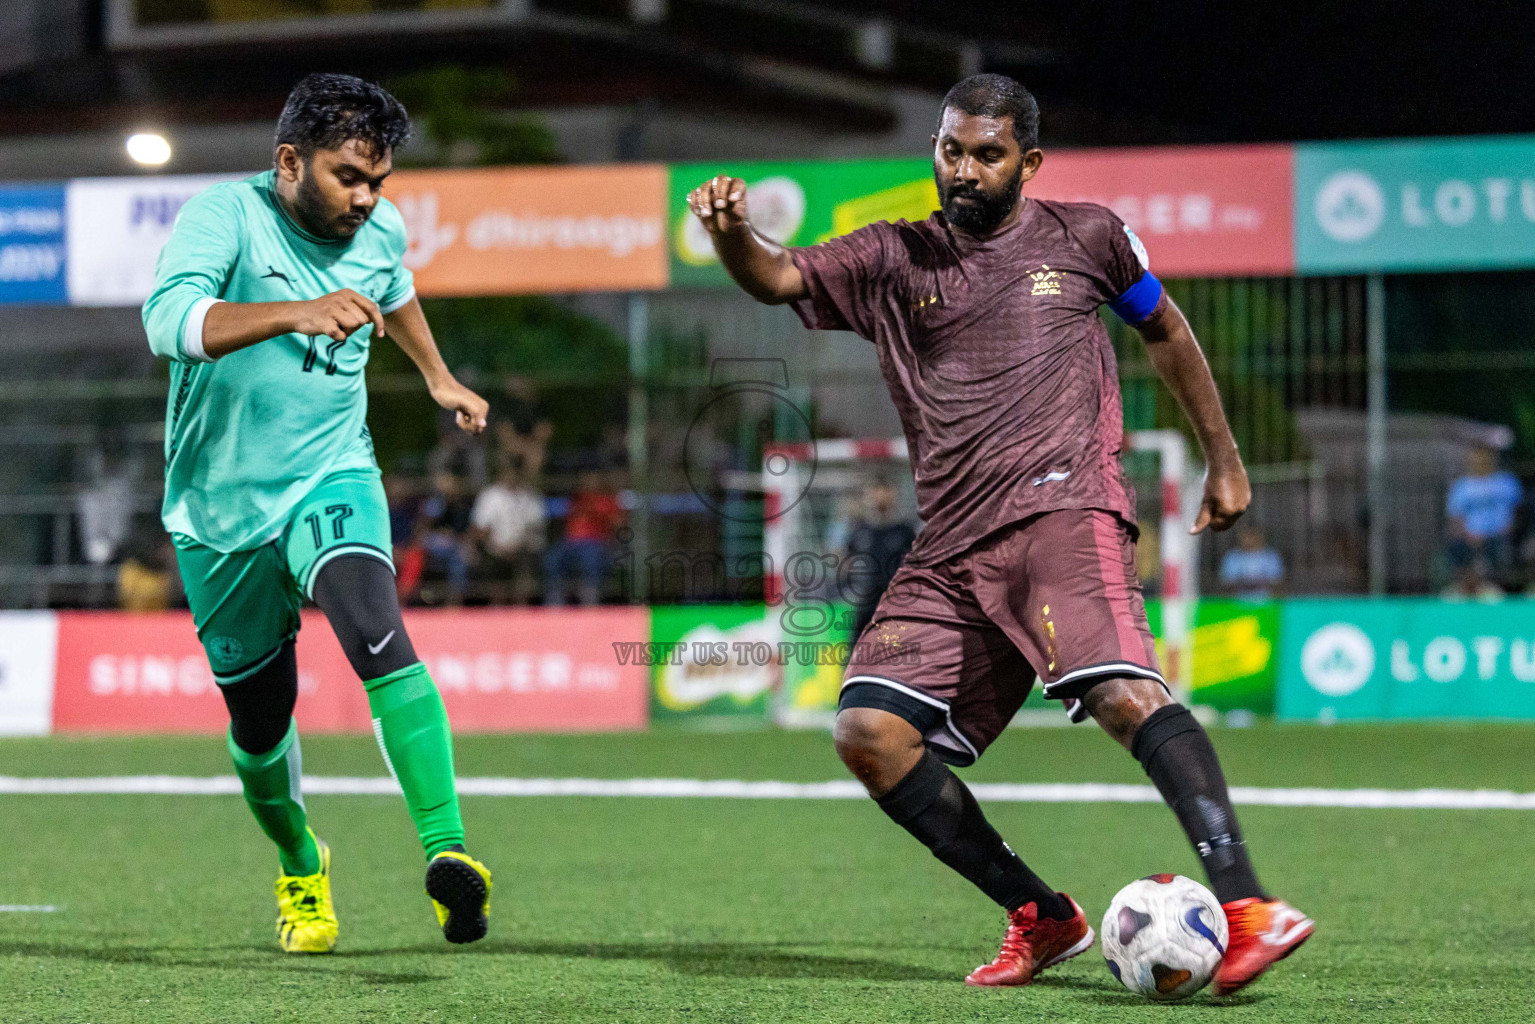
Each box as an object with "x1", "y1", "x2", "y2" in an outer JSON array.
[{"x1": 2, "y1": 0, "x2": 1533, "y2": 161}]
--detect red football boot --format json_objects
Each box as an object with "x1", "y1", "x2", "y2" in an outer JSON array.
[
  {"x1": 1213, "y1": 897, "x2": 1314, "y2": 996},
  {"x1": 965, "y1": 895, "x2": 1095, "y2": 986}
]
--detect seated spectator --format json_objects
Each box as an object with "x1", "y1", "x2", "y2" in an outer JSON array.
[
  {"x1": 470, "y1": 458, "x2": 546, "y2": 605},
  {"x1": 1446, "y1": 445, "x2": 1522, "y2": 583},
  {"x1": 427, "y1": 407, "x2": 489, "y2": 492},
  {"x1": 1218, "y1": 523, "x2": 1284, "y2": 600},
  {"x1": 118, "y1": 533, "x2": 176, "y2": 612},
  {"x1": 414, "y1": 473, "x2": 475, "y2": 606},
  {"x1": 386, "y1": 474, "x2": 428, "y2": 602},
  {"x1": 544, "y1": 470, "x2": 625, "y2": 606}
]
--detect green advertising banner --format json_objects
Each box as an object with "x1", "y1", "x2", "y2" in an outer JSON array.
[
  {"x1": 668, "y1": 159, "x2": 934, "y2": 289},
  {"x1": 1018, "y1": 599, "x2": 1279, "y2": 715},
  {"x1": 1295, "y1": 136, "x2": 1535, "y2": 273},
  {"x1": 1186, "y1": 600, "x2": 1280, "y2": 713},
  {"x1": 649, "y1": 597, "x2": 1281, "y2": 726},
  {"x1": 649, "y1": 605, "x2": 779, "y2": 725},
  {"x1": 777, "y1": 602, "x2": 856, "y2": 727},
  {"x1": 1279, "y1": 598, "x2": 1535, "y2": 721}
]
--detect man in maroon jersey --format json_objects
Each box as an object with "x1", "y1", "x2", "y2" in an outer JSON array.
[{"x1": 687, "y1": 75, "x2": 1312, "y2": 995}]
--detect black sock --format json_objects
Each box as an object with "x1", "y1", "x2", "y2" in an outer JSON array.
[
  {"x1": 1132, "y1": 705, "x2": 1265, "y2": 904},
  {"x1": 876, "y1": 750, "x2": 1073, "y2": 919}
]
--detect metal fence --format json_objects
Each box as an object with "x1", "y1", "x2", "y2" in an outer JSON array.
[{"x1": 0, "y1": 272, "x2": 1526, "y2": 607}]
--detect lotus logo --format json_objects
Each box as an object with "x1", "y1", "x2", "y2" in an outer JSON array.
[
  {"x1": 1315, "y1": 171, "x2": 1385, "y2": 243},
  {"x1": 1300, "y1": 622, "x2": 1375, "y2": 697}
]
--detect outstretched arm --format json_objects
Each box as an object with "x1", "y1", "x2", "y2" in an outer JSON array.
[
  {"x1": 686, "y1": 176, "x2": 808, "y2": 304},
  {"x1": 384, "y1": 295, "x2": 488, "y2": 435},
  {"x1": 1135, "y1": 296, "x2": 1250, "y2": 534}
]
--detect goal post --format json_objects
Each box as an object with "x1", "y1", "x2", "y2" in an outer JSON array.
[
  {"x1": 761, "y1": 431, "x2": 1198, "y2": 706},
  {"x1": 1127, "y1": 429, "x2": 1198, "y2": 699}
]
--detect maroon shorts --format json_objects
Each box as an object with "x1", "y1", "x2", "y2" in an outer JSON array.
[{"x1": 840, "y1": 508, "x2": 1165, "y2": 765}]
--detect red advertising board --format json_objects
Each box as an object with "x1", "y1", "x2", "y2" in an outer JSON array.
[
  {"x1": 403, "y1": 607, "x2": 651, "y2": 733},
  {"x1": 52, "y1": 608, "x2": 650, "y2": 735},
  {"x1": 1032, "y1": 144, "x2": 1294, "y2": 276}
]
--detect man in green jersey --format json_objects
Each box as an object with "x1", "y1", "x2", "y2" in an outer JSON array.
[{"x1": 142, "y1": 73, "x2": 492, "y2": 953}]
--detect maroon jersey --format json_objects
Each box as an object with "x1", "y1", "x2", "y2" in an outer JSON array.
[{"x1": 789, "y1": 198, "x2": 1162, "y2": 568}]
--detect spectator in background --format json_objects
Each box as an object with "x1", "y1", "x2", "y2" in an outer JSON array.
[
  {"x1": 1446, "y1": 445, "x2": 1522, "y2": 586},
  {"x1": 544, "y1": 470, "x2": 624, "y2": 606},
  {"x1": 471, "y1": 458, "x2": 546, "y2": 604},
  {"x1": 416, "y1": 473, "x2": 475, "y2": 605},
  {"x1": 491, "y1": 374, "x2": 554, "y2": 474},
  {"x1": 1219, "y1": 523, "x2": 1285, "y2": 600},
  {"x1": 427, "y1": 397, "x2": 489, "y2": 493},
  {"x1": 118, "y1": 532, "x2": 177, "y2": 612},
  {"x1": 596, "y1": 421, "x2": 629, "y2": 472},
  {"x1": 842, "y1": 477, "x2": 917, "y2": 644},
  {"x1": 386, "y1": 474, "x2": 428, "y2": 602},
  {"x1": 78, "y1": 437, "x2": 140, "y2": 566}
]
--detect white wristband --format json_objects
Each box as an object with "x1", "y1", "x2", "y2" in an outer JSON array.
[
  {"x1": 379, "y1": 287, "x2": 415, "y2": 315},
  {"x1": 182, "y1": 297, "x2": 224, "y2": 363}
]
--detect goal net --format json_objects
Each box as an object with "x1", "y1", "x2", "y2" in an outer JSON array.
[{"x1": 761, "y1": 432, "x2": 1198, "y2": 718}]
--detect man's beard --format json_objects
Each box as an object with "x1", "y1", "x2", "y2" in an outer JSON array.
[
  {"x1": 938, "y1": 163, "x2": 1024, "y2": 235},
  {"x1": 293, "y1": 168, "x2": 366, "y2": 240}
]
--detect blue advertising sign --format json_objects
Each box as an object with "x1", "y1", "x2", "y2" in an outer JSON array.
[
  {"x1": 1296, "y1": 136, "x2": 1535, "y2": 274},
  {"x1": 1279, "y1": 598, "x2": 1535, "y2": 721},
  {"x1": 0, "y1": 183, "x2": 66, "y2": 305}
]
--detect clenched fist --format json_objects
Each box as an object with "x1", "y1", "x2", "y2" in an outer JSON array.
[
  {"x1": 687, "y1": 175, "x2": 750, "y2": 236},
  {"x1": 1191, "y1": 463, "x2": 1251, "y2": 534},
  {"x1": 290, "y1": 289, "x2": 385, "y2": 342}
]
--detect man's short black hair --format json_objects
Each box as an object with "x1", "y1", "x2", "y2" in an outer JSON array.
[
  {"x1": 938, "y1": 74, "x2": 1040, "y2": 151},
  {"x1": 274, "y1": 73, "x2": 411, "y2": 161}
]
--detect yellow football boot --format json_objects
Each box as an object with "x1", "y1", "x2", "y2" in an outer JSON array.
[
  {"x1": 425, "y1": 849, "x2": 492, "y2": 944},
  {"x1": 274, "y1": 832, "x2": 338, "y2": 954}
]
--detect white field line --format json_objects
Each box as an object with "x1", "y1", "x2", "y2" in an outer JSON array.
[
  {"x1": 0, "y1": 905, "x2": 58, "y2": 912},
  {"x1": 0, "y1": 775, "x2": 1533, "y2": 809}
]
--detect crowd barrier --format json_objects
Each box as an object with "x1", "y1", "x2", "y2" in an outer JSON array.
[{"x1": 1, "y1": 598, "x2": 1529, "y2": 735}]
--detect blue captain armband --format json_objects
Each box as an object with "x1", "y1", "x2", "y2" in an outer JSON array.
[{"x1": 1108, "y1": 270, "x2": 1164, "y2": 325}]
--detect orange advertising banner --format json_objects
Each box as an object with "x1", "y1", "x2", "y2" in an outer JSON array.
[{"x1": 390, "y1": 165, "x2": 670, "y2": 295}]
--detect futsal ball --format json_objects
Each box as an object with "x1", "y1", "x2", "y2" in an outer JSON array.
[{"x1": 1100, "y1": 874, "x2": 1228, "y2": 1001}]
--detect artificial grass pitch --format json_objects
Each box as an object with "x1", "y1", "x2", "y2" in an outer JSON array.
[{"x1": 1, "y1": 723, "x2": 1532, "y2": 1023}]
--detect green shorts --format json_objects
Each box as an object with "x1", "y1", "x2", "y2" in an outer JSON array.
[{"x1": 175, "y1": 467, "x2": 394, "y2": 684}]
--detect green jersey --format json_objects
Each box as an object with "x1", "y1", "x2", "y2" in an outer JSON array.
[{"x1": 142, "y1": 171, "x2": 414, "y2": 553}]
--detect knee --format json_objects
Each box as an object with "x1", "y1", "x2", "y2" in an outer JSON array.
[
  {"x1": 221, "y1": 642, "x2": 298, "y2": 755},
  {"x1": 833, "y1": 707, "x2": 918, "y2": 774},
  {"x1": 1081, "y1": 676, "x2": 1175, "y2": 750}
]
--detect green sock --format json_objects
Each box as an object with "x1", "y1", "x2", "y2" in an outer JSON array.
[
  {"x1": 228, "y1": 719, "x2": 321, "y2": 876},
  {"x1": 365, "y1": 662, "x2": 466, "y2": 858}
]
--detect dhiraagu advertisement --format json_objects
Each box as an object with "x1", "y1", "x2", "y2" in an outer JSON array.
[
  {"x1": 649, "y1": 605, "x2": 781, "y2": 725},
  {"x1": 668, "y1": 159, "x2": 934, "y2": 289}
]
